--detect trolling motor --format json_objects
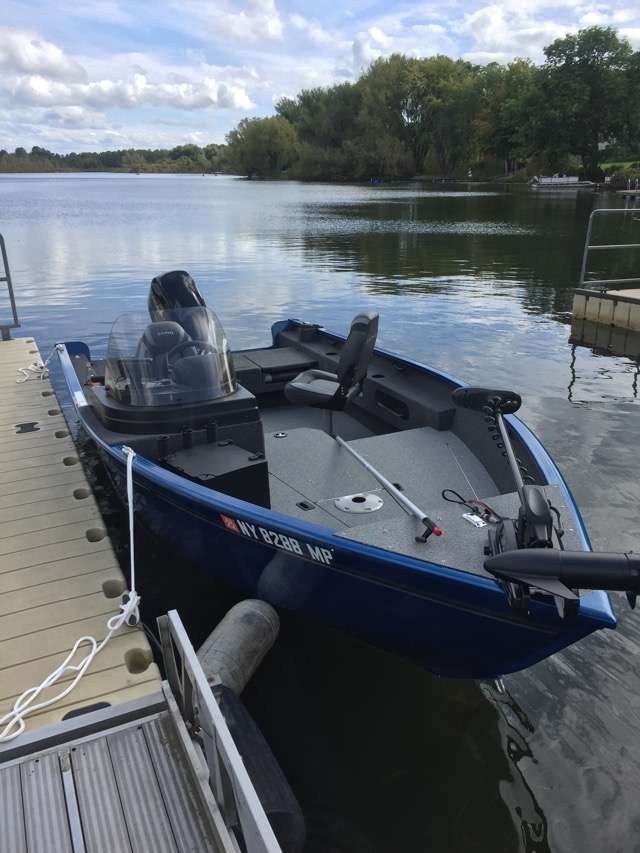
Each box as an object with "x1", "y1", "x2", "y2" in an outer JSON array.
[
  {"x1": 486, "y1": 549, "x2": 640, "y2": 611},
  {"x1": 452, "y1": 387, "x2": 640, "y2": 616},
  {"x1": 452, "y1": 388, "x2": 556, "y2": 553},
  {"x1": 452, "y1": 387, "x2": 569, "y2": 614}
]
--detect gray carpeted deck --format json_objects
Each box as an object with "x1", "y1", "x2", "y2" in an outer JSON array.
[
  {"x1": 264, "y1": 425, "x2": 582, "y2": 577},
  {"x1": 338, "y1": 485, "x2": 583, "y2": 576}
]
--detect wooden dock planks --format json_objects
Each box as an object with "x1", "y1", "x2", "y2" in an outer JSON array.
[{"x1": 0, "y1": 336, "x2": 160, "y2": 734}]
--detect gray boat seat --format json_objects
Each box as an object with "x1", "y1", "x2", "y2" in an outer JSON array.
[
  {"x1": 285, "y1": 312, "x2": 379, "y2": 412},
  {"x1": 284, "y1": 369, "x2": 342, "y2": 406},
  {"x1": 135, "y1": 321, "x2": 192, "y2": 379}
]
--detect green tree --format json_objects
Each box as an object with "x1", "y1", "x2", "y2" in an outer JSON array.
[
  {"x1": 541, "y1": 26, "x2": 634, "y2": 174},
  {"x1": 476, "y1": 60, "x2": 538, "y2": 173},
  {"x1": 225, "y1": 117, "x2": 298, "y2": 177},
  {"x1": 412, "y1": 56, "x2": 480, "y2": 176}
]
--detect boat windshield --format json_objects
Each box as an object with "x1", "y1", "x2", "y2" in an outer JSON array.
[{"x1": 104, "y1": 307, "x2": 237, "y2": 406}]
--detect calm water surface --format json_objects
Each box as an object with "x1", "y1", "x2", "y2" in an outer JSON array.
[{"x1": 2, "y1": 173, "x2": 640, "y2": 852}]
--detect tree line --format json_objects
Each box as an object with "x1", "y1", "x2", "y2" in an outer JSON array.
[
  {"x1": 0, "y1": 143, "x2": 226, "y2": 174},
  {"x1": 2, "y1": 27, "x2": 638, "y2": 182},
  {"x1": 225, "y1": 26, "x2": 640, "y2": 181}
]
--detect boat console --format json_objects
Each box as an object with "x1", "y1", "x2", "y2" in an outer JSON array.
[{"x1": 80, "y1": 272, "x2": 270, "y2": 506}]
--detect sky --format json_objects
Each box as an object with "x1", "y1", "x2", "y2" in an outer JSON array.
[{"x1": 1, "y1": 0, "x2": 639, "y2": 154}]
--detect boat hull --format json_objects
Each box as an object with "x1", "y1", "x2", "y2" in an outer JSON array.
[{"x1": 58, "y1": 338, "x2": 615, "y2": 679}]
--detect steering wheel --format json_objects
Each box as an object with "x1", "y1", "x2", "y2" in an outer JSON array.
[{"x1": 166, "y1": 339, "x2": 215, "y2": 364}]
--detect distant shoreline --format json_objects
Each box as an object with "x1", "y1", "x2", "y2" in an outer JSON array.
[{"x1": 0, "y1": 169, "x2": 228, "y2": 176}]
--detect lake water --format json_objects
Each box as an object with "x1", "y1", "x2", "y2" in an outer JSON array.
[{"x1": 2, "y1": 173, "x2": 640, "y2": 852}]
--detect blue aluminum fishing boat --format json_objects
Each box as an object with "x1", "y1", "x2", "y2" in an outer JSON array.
[{"x1": 57, "y1": 271, "x2": 640, "y2": 679}]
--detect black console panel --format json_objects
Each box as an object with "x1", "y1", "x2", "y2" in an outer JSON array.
[{"x1": 164, "y1": 441, "x2": 270, "y2": 508}]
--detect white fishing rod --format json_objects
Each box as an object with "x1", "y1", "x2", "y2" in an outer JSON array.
[{"x1": 334, "y1": 435, "x2": 442, "y2": 542}]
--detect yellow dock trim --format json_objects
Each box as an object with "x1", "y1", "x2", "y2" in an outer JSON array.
[{"x1": 0, "y1": 337, "x2": 160, "y2": 733}]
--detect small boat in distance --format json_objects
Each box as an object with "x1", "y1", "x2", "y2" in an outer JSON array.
[
  {"x1": 57, "y1": 271, "x2": 639, "y2": 678},
  {"x1": 530, "y1": 174, "x2": 595, "y2": 189}
]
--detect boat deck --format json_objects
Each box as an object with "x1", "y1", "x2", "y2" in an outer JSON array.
[
  {"x1": 0, "y1": 337, "x2": 160, "y2": 733},
  {"x1": 264, "y1": 421, "x2": 580, "y2": 575}
]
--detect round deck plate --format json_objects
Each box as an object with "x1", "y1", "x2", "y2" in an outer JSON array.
[{"x1": 334, "y1": 493, "x2": 384, "y2": 513}]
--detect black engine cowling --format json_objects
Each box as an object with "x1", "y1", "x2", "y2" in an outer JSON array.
[{"x1": 148, "y1": 270, "x2": 206, "y2": 320}]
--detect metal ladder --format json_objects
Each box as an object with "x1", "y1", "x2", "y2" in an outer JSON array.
[
  {"x1": 0, "y1": 234, "x2": 19, "y2": 340},
  {"x1": 578, "y1": 208, "x2": 640, "y2": 292}
]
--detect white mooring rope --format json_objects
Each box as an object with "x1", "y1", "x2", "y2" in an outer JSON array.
[
  {"x1": 15, "y1": 344, "x2": 61, "y2": 383},
  {"x1": 0, "y1": 446, "x2": 141, "y2": 742}
]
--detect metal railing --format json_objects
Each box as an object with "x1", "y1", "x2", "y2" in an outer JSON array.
[
  {"x1": 578, "y1": 208, "x2": 640, "y2": 291},
  {"x1": 157, "y1": 610, "x2": 282, "y2": 853},
  {"x1": 0, "y1": 234, "x2": 19, "y2": 341}
]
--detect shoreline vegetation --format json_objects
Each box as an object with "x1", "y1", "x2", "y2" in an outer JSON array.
[{"x1": 2, "y1": 26, "x2": 638, "y2": 184}]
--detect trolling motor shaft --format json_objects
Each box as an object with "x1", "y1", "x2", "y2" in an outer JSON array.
[{"x1": 452, "y1": 387, "x2": 555, "y2": 551}]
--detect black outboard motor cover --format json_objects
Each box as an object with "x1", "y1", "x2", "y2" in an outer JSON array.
[{"x1": 148, "y1": 270, "x2": 205, "y2": 320}]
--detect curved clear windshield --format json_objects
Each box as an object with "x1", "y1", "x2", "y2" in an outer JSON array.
[{"x1": 105, "y1": 307, "x2": 237, "y2": 406}]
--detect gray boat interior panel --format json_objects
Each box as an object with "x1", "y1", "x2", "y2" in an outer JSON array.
[
  {"x1": 260, "y1": 404, "x2": 374, "y2": 440},
  {"x1": 338, "y1": 484, "x2": 583, "y2": 577}
]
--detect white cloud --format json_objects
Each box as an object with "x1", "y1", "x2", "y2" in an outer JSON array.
[
  {"x1": 180, "y1": 0, "x2": 284, "y2": 42},
  {"x1": 352, "y1": 27, "x2": 391, "y2": 71},
  {"x1": 289, "y1": 14, "x2": 333, "y2": 45},
  {"x1": 620, "y1": 26, "x2": 640, "y2": 47},
  {"x1": 462, "y1": 4, "x2": 568, "y2": 61},
  {"x1": 42, "y1": 106, "x2": 108, "y2": 129},
  {"x1": 579, "y1": 11, "x2": 609, "y2": 27},
  {"x1": 9, "y1": 72, "x2": 253, "y2": 111},
  {"x1": 0, "y1": 27, "x2": 87, "y2": 82}
]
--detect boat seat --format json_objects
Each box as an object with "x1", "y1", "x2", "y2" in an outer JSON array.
[
  {"x1": 284, "y1": 369, "x2": 344, "y2": 407},
  {"x1": 285, "y1": 312, "x2": 379, "y2": 419},
  {"x1": 232, "y1": 347, "x2": 318, "y2": 393},
  {"x1": 135, "y1": 321, "x2": 193, "y2": 379}
]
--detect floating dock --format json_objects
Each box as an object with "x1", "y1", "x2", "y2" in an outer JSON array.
[
  {"x1": 572, "y1": 288, "x2": 640, "y2": 332},
  {"x1": 0, "y1": 336, "x2": 161, "y2": 731},
  {"x1": 572, "y1": 208, "x2": 640, "y2": 333}
]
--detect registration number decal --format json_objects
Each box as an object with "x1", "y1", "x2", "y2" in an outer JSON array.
[{"x1": 220, "y1": 514, "x2": 334, "y2": 566}]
